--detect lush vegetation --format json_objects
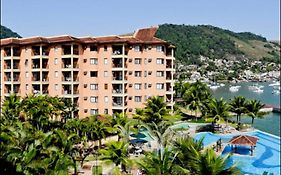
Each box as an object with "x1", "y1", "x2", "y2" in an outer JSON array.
[
  {"x1": 0, "y1": 91, "x2": 248, "y2": 175},
  {"x1": 0, "y1": 25, "x2": 21, "y2": 39},
  {"x1": 174, "y1": 81, "x2": 266, "y2": 126},
  {"x1": 156, "y1": 24, "x2": 279, "y2": 64}
]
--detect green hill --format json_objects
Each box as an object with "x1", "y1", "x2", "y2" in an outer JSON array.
[
  {"x1": 156, "y1": 24, "x2": 280, "y2": 64},
  {"x1": 0, "y1": 25, "x2": 21, "y2": 39}
]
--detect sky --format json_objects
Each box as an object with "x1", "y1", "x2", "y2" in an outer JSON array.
[{"x1": 1, "y1": 0, "x2": 280, "y2": 40}]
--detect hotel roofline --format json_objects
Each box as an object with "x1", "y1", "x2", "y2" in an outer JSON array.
[{"x1": 0, "y1": 27, "x2": 175, "y2": 47}]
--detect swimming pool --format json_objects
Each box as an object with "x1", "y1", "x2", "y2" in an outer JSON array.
[{"x1": 194, "y1": 131, "x2": 281, "y2": 175}]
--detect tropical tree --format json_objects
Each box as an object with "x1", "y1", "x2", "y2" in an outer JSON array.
[
  {"x1": 138, "y1": 147, "x2": 189, "y2": 175},
  {"x1": 197, "y1": 149, "x2": 241, "y2": 175},
  {"x1": 230, "y1": 96, "x2": 247, "y2": 123},
  {"x1": 183, "y1": 81, "x2": 211, "y2": 118},
  {"x1": 246, "y1": 99, "x2": 265, "y2": 125},
  {"x1": 99, "y1": 141, "x2": 131, "y2": 172},
  {"x1": 143, "y1": 96, "x2": 171, "y2": 124},
  {"x1": 206, "y1": 98, "x2": 231, "y2": 124},
  {"x1": 172, "y1": 137, "x2": 203, "y2": 173},
  {"x1": 1, "y1": 93, "x2": 21, "y2": 123},
  {"x1": 173, "y1": 137, "x2": 241, "y2": 175}
]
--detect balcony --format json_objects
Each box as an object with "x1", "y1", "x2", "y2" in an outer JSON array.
[
  {"x1": 32, "y1": 46, "x2": 40, "y2": 56},
  {"x1": 4, "y1": 47, "x2": 11, "y2": 57},
  {"x1": 42, "y1": 59, "x2": 49, "y2": 69},
  {"x1": 32, "y1": 73, "x2": 40, "y2": 82},
  {"x1": 42, "y1": 46, "x2": 49, "y2": 57}
]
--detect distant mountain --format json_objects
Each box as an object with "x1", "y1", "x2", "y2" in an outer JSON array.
[
  {"x1": 156, "y1": 24, "x2": 280, "y2": 64},
  {"x1": 0, "y1": 25, "x2": 21, "y2": 39}
]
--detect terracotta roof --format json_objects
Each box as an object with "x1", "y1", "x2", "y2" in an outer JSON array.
[
  {"x1": 134, "y1": 27, "x2": 158, "y2": 41},
  {"x1": 46, "y1": 35, "x2": 81, "y2": 43},
  {"x1": 1, "y1": 38, "x2": 20, "y2": 46},
  {"x1": 228, "y1": 135, "x2": 258, "y2": 146},
  {"x1": 0, "y1": 27, "x2": 171, "y2": 46},
  {"x1": 20, "y1": 37, "x2": 49, "y2": 45}
]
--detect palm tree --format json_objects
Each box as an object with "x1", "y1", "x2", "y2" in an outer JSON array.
[
  {"x1": 172, "y1": 137, "x2": 241, "y2": 175},
  {"x1": 246, "y1": 99, "x2": 265, "y2": 125},
  {"x1": 183, "y1": 81, "x2": 211, "y2": 118},
  {"x1": 197, "y1": 149, "x2": 241, "y2": 175},
  {"x1": 138, "y1": 147, "x2": 189, "y2": 175},
  {"x1": 172, "y1": 136, "x2": 203, "y2": 173},
  {"x1": 206, "y1": 98, "x2": 231, "y2": 124},
  {"x1": 143, "y1": 96, "x2": 171, "y2": 124},
  {"x1": 230, "y1": 96, "x2": 247, "y2": 123},
  {"x1": 99, "y1": 141, "x2": 131, "y2": 172}
]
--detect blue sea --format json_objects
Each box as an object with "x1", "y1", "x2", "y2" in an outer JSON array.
[{"x1": 211, "y1": 82, "x2": 280, "y2": 136}]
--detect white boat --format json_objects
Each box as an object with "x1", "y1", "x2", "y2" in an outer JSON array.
[
  {"x1": 210, "y1": 85, "x2": 220, "y2": 90},
  {"x1": 253, "y1": 88, "x2": 264, "y2": 93},
  {"x1": 272, "y1": 89, "x2": 280, "y2": 94},
  {"x1": 229, "y1": 86, "x2": 240, "y2": 92},
  {"x1": 220, "y1": 83, "x2": 225, "y2": 87},
  {"x1": 269, "y1": 82, "x2": 280, "y2": 86}
]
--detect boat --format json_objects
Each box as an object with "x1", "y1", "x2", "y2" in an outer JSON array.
[
  {"x1": 253, "y1": 88, "x2": 264, "y2": 93},
  {"x1": 209, "y1": 85, "x2": 220, "y2": 90},
  {"x1": 220, "y1": 83, "x2": 225, "y2": 87},
  {"x1": 229, "y1": 86, "x2": 240, "y2": 92},
  {"x1": 272, "y1": 89, "x2": 280, "y2": 94},
  {"x1": 269, "y1": 81, "x2": 280, "y2": 86}
]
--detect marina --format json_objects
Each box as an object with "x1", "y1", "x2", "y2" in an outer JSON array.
[{"x1": 211, "y1": 81, "x2": 281, "y2": 136}]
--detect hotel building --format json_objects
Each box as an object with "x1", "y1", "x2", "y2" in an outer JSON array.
[{"x1": 0, "y1": 27, "x2": 175, "y2": 118}]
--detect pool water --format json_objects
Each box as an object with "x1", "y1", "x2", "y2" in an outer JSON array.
[
  {"x1": 194, "y1": 131, "x2": 281, "y2": 175},
  {"x1": 170, "y1": 122, "x2": 190, "y2": 130}
]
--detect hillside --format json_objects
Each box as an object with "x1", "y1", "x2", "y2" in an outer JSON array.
[
  {"x1": 0, "y1": 25, "x2": 21, "y2": 39},
  {"x1": 156, "y1": 24, "x2": 280, "y2": 64}
]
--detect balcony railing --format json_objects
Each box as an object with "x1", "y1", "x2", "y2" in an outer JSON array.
[{"x1": 112, "y1": 89, "x2": 122, "y2": 94}]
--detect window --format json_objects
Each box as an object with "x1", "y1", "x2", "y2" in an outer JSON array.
[
  {"x1": 54, "y1": 58, "x2": 58, "y2": 65},
  {"x1": 90, "y1": 96, "x2": 98, "y2": 103},
  {"x1": 134, "y1": 71, "x2": 141, "y2": 77},
  {"x1": 90, "y1": 58, "x2": 98, "y2": 65},
  {"x1": 134, "y1": 83, "x2": 141, "y2": 90},
  {"x1": 55, "y1": 84, "x2": 58, "y2": 91},
  {"x1": 104, "y1": 71, "x2": 108, "y2": 77},
  {"x1": 90, "y1": 45, "x2": 97, "y2": 51},
  {"x1": 90, "y1": 84, "x2": 98, "y2": 90},
  {"x1": 104, "y1": 96, "x2": 109, "y2": 103},
  {"x1": 156, "y1": 71, "x2": 164, "y2": 77},
  {"x1": 134, "y1": 58, "x2": 141, "y2": 64},
  {"x1": 25, "y1": 59, "x2": 28, "y2": 67},
  {"x1": 55, "y1": 71, "x2": 59, "y2": 78},
  {"x1": 156, "y1": 83, "x2": 164, "y2": 90},
  {"x1": 104, "y1": 46, "x2": 107, "y2": 52},
  {"x1": 90, "y1": 71, "x2": 98, "y2": 77},
  {"x1": 144, "y1": 58, "x2": 148, "y2": 64},
  {"x1": 156, "y1": 45, "x2": 163, "y2": 52},
  {"x1": 104, "y1": 109, "x2": 108, "y2": 114},
  {"x1": 144, "y1": 71, "x2": 147, "y2": 77},
  {"x1": 135, "y1": 96, "x2": 141, "y2": 102},
  {"x1": 148, "y1": 71, "x2": 152, "y2": 75},
  {"x1": 54, "y1": 47, "x2": 58, "y2": 52},
  {"x1": 104, "y1": 84, "x2": 108, "y2": 90},
  {"x1": 104, "y1": 58, "x2": 108, "y2": 65},
  {"x1": 26, "y1": 84, "x2": 29, "y2": 90},
  {"x1": 156, "y1": 58, "x2": 164, "y2": 64},
  {"x1": 144, "y1": 83, "x2": 147, "y2": 89},
  {"x1": 90, "y1": 109, "x2": 98, "y2": 115},
  {"x1": 25, "y1": 72, "x2": 29, "y2": 78},
  {"x1": 134, "y1": 45, "x2": 140, "y2": 52}
]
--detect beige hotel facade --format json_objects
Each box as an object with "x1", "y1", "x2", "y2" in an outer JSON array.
[{"x1": 0, "y1": 27, "x2": 175, "y2": 118}]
